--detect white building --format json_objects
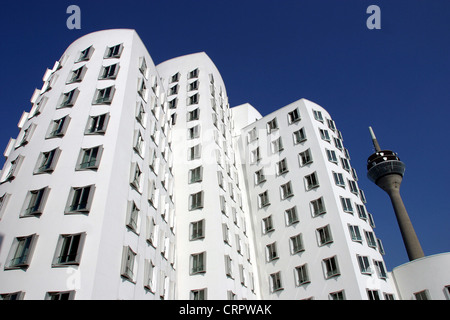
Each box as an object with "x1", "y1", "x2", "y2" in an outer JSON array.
[{"x1": 0, "y1": 29, "x2": 448, "y2": 300}]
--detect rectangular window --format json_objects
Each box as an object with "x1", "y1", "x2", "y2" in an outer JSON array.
[
  {"x1": 45, "y1": 291, "x2": 75, "y2": 300},
  {"x1": 258, "y1": 191, "x2": 270, "y2": 208},
  {"x1": 67, "y1": 65, "x2": 87, "y2": 83},
  {"x1": 190, "y1": 219, "x2": 205, "y2": 240},
  {"x1": 22, "y1": 187, "x2": 50, "y2": 217},
  {"x1": 357, "y1": 255, "x2": 372, "y2": 274},
  {"x1": 299, "y1": 149, "x2": 313, "y2": 166},
  {"x1": 189, "y1": 80, "x2": 199, "y2": 91},
  {"x1": 187, "y1": 108, "x2": 200, "y2": 121},
  {"x1": 323, "y1": 256, "x2": 340, "y2": 278},
  {"x1": 348, "y1": 224, "x2": 362, "y2": 242},
  {"x1": 121, "y1": 246, "x2": 137, "y2": 282},
  {"x1": 341, "y1": 157, "x2": 351, "y2": 171},
  {"x1": 295, "y1": 264, "x2": 310, "y2": 286},
  {"x1": 305, "y1": 172, "x2": 319, "y2": 190},
  {"x1": 271, "y1": 137, "x2": 283, "y2": 153},
  {"x1": 356, "y1": 204, "x2": 368, "y2": 220},
  {"x1": 374, "y1": 260, "x2": 387, "y2": 279},
  {"x1": 334, "y1": 137, "x2": 343, "y2": 150},
  {"x1": 189, "y1": 166, "x2": 203, "y2": 184},
  {"x1": 65, "y1": 185, "x2": 95, "y2": 214},
  {"x1": 348, "y1": 180, "x2": 359, "y2": 194},
  {"x1": 365, "y1": 231, "x2": 378, "y2": 248},
  {"x1": 247, "y1": 127, "x2": 258, "y2": 143},
  {"x1": 326, "y1": 149, "x2": 338, "y2": 163},
  {"x1": 130, "y1": 163, "x2": 143, "y2": 192},
  {"x1": 60, "y1": 88, "x2": 79, "y2": 108},
  {"x1": 290, "y1": 234, "x2": 304, "y2": 253},
  {"x1": 139, "y1": 57, "x2": 148, "y2": 78},
  {"x1": 47, "y1": 115, "x2": 71, "y2": 138},
  {"x1": 104, "y1": 43, "x2": 123, "y2": 58},
  {"x1": 93, "y1": 86, "x2": 115, "y2": 104},
  {"x1": 188, "y1": 68, "x2": 199, "y2": 79},
  {"x1": 5, "y1": 234, "x2": 38, "y2": 269},
  {"x1": 311, "y1": 197, "x2": 326, "y2": 217},
  {"x1": 34, "y1": 148, "x2": 60, "y2": 174},
  {"x1": 191, "y1": 252, "x2": 206, "y2": 274},
  {"x1": 333, "y1": 172, "x2": 345, "y2": 187},
  {"x1": 77, "y1": 146, "x2": 103, "y2": 170},
  {"x1": 188, "y1": 125, "x2": 200, "y2": 139},
  {"x1": 171, "y1": 72, "x2": 180, "y2": 83},
  {"x1": 313, "y1": 110, "x2": 323, "y2": 122},
  {"x1": 189, "y1": 191, "x2": 204, "y2": 210},
  {"x1": 188, "y1": 144, "x2": 201, "y2": 160},
  {"x1": 126, "y1": 201, "x2": 140, "y2": 233},
  {"x1": 52, "y1": 233, "x2": 86, "y2": 266},
  {"x1": 251, "y1": 147, "x2": 261, "y2": 164},
  {"x1": 99, "y1": 63, "x2": 119, "y2": 80},
  {"x1": 330, "y1": 290, "x2": 345, "y2": 300},
  {"x1": 1, "y1": 156, "x2": 23, "y2": 183},
  {"x1": 266, "y1": 118, "x2": 278, "y2": 133},
  {"x1": 293, "y1": 128, "x2": 306, "y2": 144},
  {"x1": 276, "y1": 158, "x2": 288, "y2": 175},
  {"x1": 270, "y1": 272, "x2": 283, "y2": 292},
  {"x1": 85, "y1": 113, "x2": 109, "y2": 135},
  {"x1": 327, "y1": 118, "x2": 336, "y2": 131},
  {"x1": 190, "y1": 288, "x2": 206, "y2": 300},
  {"x1": 319, "y1": 129, "x2": 330, "y2": 142},
  {"x1": 266, "y1": 242, "x2": 278, "y2": 261},
  {"x1": 317, "y1": 225, "x2": 333, "y2": 246},
  {"x1": 262, "y1": 215, "x2": 274, "y2": 234},
  {"x1": 188, "y1": 93, "x2": 199, "y2": 105},
  {"x1": 280, "y1": 181, "x2": 293, "y2": 199},
  {"x1": 288, "y1": 109, "x2": 301, "y2": 124},
  {"x1": 285, "y1": 206, "x2": 299, "y2": 225},
  {"x1": 341, "y1": 197, "x2": 353, "y2": 213},
  {"x1": 367, "y1": 290, "x2": 381, "y2": 300},
  {"x1": 77, "y1": 46, "x2": 94, "y2": 62},
  {"x1": 414, "y1": 290, "x2": 430, "y2": 300},
  {"x1": 254, "y1": 168, "x2": 266, "y2": 185}
]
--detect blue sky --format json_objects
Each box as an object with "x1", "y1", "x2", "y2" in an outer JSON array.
[{"x1": 0, "y1": 0, "x2": 448, "y2": 271}]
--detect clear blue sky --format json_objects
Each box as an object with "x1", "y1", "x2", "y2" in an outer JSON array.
[{"x1": 0, "y1": 0, "x2": 448, "y2": 271}]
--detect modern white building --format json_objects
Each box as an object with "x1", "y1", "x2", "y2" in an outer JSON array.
[{"x1": 0, "y1": 29, "x2": 448, "y2": 300}]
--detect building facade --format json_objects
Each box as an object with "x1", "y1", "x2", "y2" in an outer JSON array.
[{"x1": 0, "y1": 29, "x2": 446, "y2": 300}]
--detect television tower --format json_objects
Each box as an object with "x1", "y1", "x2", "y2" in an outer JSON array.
[{"x1": 366, "y1": 127, "x2": 424, "y2": 261}]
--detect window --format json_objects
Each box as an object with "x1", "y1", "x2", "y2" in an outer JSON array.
[
  {"x1": 5, "y1": 234, "x2": 38, "y2": 269},
  {"x1": 258, "y1": 191, "x2": 270, "y2": 208},
  {"x1": 276, "y1": 158, "x2": 288, "y2": 175},
  {"x1": 0, "y1": 193, "x2": 11, "y2": 219},
  {"x1": 189, "y1": 191, "x2": 204, "y2": 210},
  {"x1": 77, "y1": 46, "x2": 94, "y2": 62},
  {"x1": 270, "y1": 272, "x2": 283, "y2": 292},
  {"x1": 190, "y1": 219, "x2": 205, "y2": 240},
  {"x1": 368, "y1": 212, "x2": 376, "y2": 228},
  {"x1": 0, "y1": 292, "x2": 24, "y2": 300},
  {"x1": 267, "y1": 118, "x2": 278, "y2": 133},
  {"x1": 348, "y1": 180, "x2": 359, "y2": 194},
  {"x1": 190, "y1": 288, "x2": 206, "y2": 300},
  {"x1": 333, "y1": 172, "x2": 345, "y2": 187},
  {"x1": 93, "y1": 86, "x2": 115, "y2": 104},
  {"x1": 414, "y1": 290, "x2": 430, "y2": 300},
  {"x1": 323, "y1": 256, "x2": 340, "y2": 278},
  {"x1": 168, "y1": 98, "x2": 177, "y2": 109},
  {"x1": 188, "y1": 93, "x2": 199, "y2": 105},
  {"x1": 67, "y1": 65, "x2": 87, "y2": 83},
  {"x1": 367, "y1": 290, "x2": 381, "y2": 300},
  {"x1": 326, "y1": 149, "x2": 338, "y2": 163},
  {"x1": 251, "y1": 147, "x2": 261, "y2": 164},
  {"x1": 139, "y1": 57, "x2": 148, "y2": 78},
  {"x1": 266, "y1": 242, "x2": 278, "y2": 261},
  {"x1": 77, "y1": 146, "x2": 103, "y2": 170},
  {"x1": 45, "y1": 291, "x2": 75, "y2": 300},
  {"x1": 220, "y1": 195, "x2": 227, "y2": 215},
  {"x1": 121, "y1": 246, "x2": 137, "y2": 282},
  {"x1": 357, "y1": 255, "x2": 372, "y2": 274},
  {"x1": 299, "y1": 149, "x2": 313, "y2": 166},
  {"x1": 47, "y1": 115, "x2": 70, "y2": 138},
  {"x1": 365, "y1": 231, "x2": 378, "y2": 248},
  {"x1": 327, "y1": 118, "x2": 336, "y2": 131},
  {"x1": 348, "y1": 224, "x2": 362, "y2": 242},
  {"x1": 34, "y1": 148, "x2": 61, "y2": 174},
  {"x1": 384, "y1": 293, "x2": 395, "y2": 300},
  {"x1": 189, "y1": 166, "x2": 203, "y2": 184},
  {"x1": 341, "y1": 197, "x2": 353, "y2": 213},
  {"x1": 133, "y1": 130, "x2": 145, "y2": 157},
  {"x1": 341, "y1": 157, "x2": 351, "y2": 171},
  {"x1": 99, "y1": 63, "x2": 119, "y2": 80},
  {"x1": 191, "y1": 252, "x2": 206, "y2": 274},
  {"x1": 271, "y1": 137, "x2": 283, "y2": 153},
  {"x1": 377, "y1": 238, "x2": 385, "y2": 255},
  {"x1": 290, "y1": 234, "x2": 304, "y2": 254},
  {"x1": 280, "y1": 181, "x2": 293, "y2": 199},
  {"x1": 254, "y1": 168, "x2": 266, "y2": 185},
  {"x1": 85, "y1": 113, "x2": 109, "y2": 134},
  {"x1": 144, "y1": 259, "x2": 156, "y2": 292},
  {"x1": 126, "y1": 202, "x2": 140, "y2": 233},
  {"x1": 104, "y1": 43, "x2": 123, "y2": 58},
  {"x1": 288, "y1": 108, "x2": 301, "y2": 124},
  {"x1": 187, "y1": 108, "x2": 200, "y2": 121},
  {"x1": 130, "y1": 163, "x2": 143, "y2": 192},
  {"x1": 188, "y1": 144, "x2": 201, "y2": 160},
  {"x1": 65, "y1": 185, "x2": 95, "y2": 214},
  {"x1": 262, "y1": 215, "x2": 274, "y2": 234},
  {"x1": 311, "y1": 197, "x2": 326, "y2": 217},
  {"x1": 356, "y1": 204, "x2": 368, "y2": 220},
  {"x1": 313, "y1": 110, "x2": 323, "y2": 122},
  {"x1": 285, "y1": 206, "x2": 299, "y2": 225},
  {"x1": 0, "y1": 156, "x2": 23, "y2": 183},
  {"x1": 293, "y1": 128, "x2": 306, "y2": 144},
  {"x1": 374, "y1": 260, "x2": 387, "y2": 279},
  {"x1": 317, "y1": 225, "x2": 333, "y2": 246},
  {"x1": 188, "y1": 68, "x2": 199, "y2": 79},
  {"x1": 305, "y1": 172, "x2": 319, "y2": 190},
  {"x1": 21, "y1": 187, "x2": 50, "y2": 217},
  {"x1": 171, "y1": 72, "x2": 180, "y2": 83},
  {"x1": 52, "y1": 233, "x2": 86, "y2": 266},
  {"x1": 137, "y1": 79, "x2": 148, "y2": 101},
  {"x1": 248, "y1": 127, "x2": 258, "y2": 143},
  {"x1": 59, "y1": 88, "x2": 79, "y2": 108},
  {"x1": 319, "y1": 129, "x2": 330, "y2": 142},
  {"x1": 189, "y1": 80, "x2": 199, "y2": 91},
  {"x1": 334, "y1": 137, "x2": 343, "y2": 150},
  {"x1": 329, "y1": 290, "x2": 345, "y2": 300}
]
